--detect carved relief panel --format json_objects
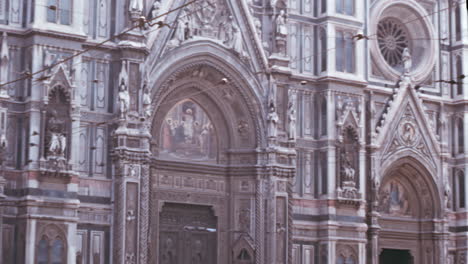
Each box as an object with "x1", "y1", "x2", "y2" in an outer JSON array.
[
  {"x1": 276, "y1": 197, "x2": 287, "y2": 263},
  {"x1": 125, "y1": 182, "x2": 138, "y2": 262}
]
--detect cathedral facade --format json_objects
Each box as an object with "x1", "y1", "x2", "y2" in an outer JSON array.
[{"x1": 0, "y1": 0, "x2": 466, "y2": 263}]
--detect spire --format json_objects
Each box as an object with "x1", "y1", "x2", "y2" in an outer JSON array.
[{"x1": 0, "y1": 32, "x2": 9, "y2": 97}]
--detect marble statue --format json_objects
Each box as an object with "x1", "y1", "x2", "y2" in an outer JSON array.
[
  {"x1": 231, "y1": 23, "x2": 244, "y2": 55},
  {"x1": 275, "y1": 10, "x2": 288, "y2": 37},
  {"x1": 267, "y1": 101, "x2": 279, "y2": 138},
  {"x1": 341, "y1": 152, "x2": 355, "y2": 182},
  {"x1": 402, "y1": 48, "x2": 412, "y2": 74},
  {"x1": 47, "y1": 110, "x2": 67, "y2": 157},
  {"x1": 118, "y1": 80, "x2": 130, "y2": 119},
  {"x1": 129, "y1": 0, "x2": 143, "y2": 13},
  {"x1": 152, "y1": 1, "x2": 161, "y2": 18},
  {"x1": 444, "y1": 179, "x2": 452, "y2": 209},
  {"x1": 0, "y1": 32, "x2": 8, "y2": 97},
  {"x1": 142, "y1": 88, "x2": 152, "y2": 119},
  {"x1": 287, "y1": 94, "x2": 296, "y2": 140}
]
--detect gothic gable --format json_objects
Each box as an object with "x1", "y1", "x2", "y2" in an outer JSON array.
[
  {"x1": 147, "y1": 0, "x2": 268, "y2": 76},
  {"x1": 376, "y1": 80, "x2": 440, "y2": 169}
]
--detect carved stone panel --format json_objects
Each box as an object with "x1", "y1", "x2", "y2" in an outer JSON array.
[
  {"x1": 125, "y1": 182, "x2": 138, "y2": 260},
  {"x1": 276, "y1": 197, "x2": 287, "y2": 263}
]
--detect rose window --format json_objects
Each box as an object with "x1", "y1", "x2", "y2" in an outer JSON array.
[{"x1": 377, "y1": 19, "x2": 410, "y2": 67}]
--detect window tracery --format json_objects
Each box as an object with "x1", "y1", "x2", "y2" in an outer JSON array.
[
  {"x1": 36, "y1": 225, "x2": 67, "y2": 264},
  {"x1": 377, "y1": 18, "x2": 410, "y2": 68}
]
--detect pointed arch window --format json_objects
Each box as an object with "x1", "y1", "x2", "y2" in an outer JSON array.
[
  {"x1": 37, "y1": 238, "x2": 50, "y2": 264},
  {"x1": 319, "y1": 27, "x2": 327, "y2": 72},
  {"x1": 47, "y1": 0, "x2": 72, "y2": 25},
  {"x1": 35, "y1": 226, "x2": 67, "y2": 264},
  {"x1": 455, "y1": 5, "x2": 461, "y2": 41},
  {"x1": 336, "y1": 0, "x2": 353, "y2": 15},
  {"x1": 336, "y1": 31, "x2": 355, "y2": 73},
  {"x1": 457, "y1": 170, "x2": 466, "y2": 209},
  {"x1": 456, "y1": 56, "x2": 463, "y2": 95},
  {"x1": 457, "y1": 117, "x2": 464, "y2": 154}
]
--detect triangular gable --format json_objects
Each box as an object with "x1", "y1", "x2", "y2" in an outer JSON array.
[
  {"x1": 376, "y1": 79, "x2": 440, "y2": 167},
  {"x1": 48, "y1": 63, "x2": 74, "y2": 88},
  {"x1": 146, "y1": 0, "x2": 269, "y2": 75}
]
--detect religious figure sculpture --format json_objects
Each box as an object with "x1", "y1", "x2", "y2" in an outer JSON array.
[
  {"x1": 151, "y1": 0, "x2": 161, "y2": 19},
  {"x1": 266, "y1": 107, "x2": 278, "y2": 136},
  {"x1": 267, "y1": 101, "x2": 279, "y2": 138},
  {"x1": 275, "y1": 10, "x2": 288, "y2": 37},
  {"x1": 129, "y1": 0, "x2": 143, "y2": 13},
  {"x1": 118, "y1": 80, "x2": 130, "y2": 119},
  {"x1": 172, "y1": 8, "x2": 192, "y2": 45},
  {"x1": 444, "y1": 179, "x2": 452, "y2": 209},
  {"x1": 0, "y1": 32, "x2": 9, "y2": 97},
  {"x1": 231, "y1": 23, "x2": 244, "y2": 55},
  {"x1": 402, "y1": 48, "x2": 412, "y2": 74},
  {"x1": 287, "y1": 95, "x2": 296, "y2": 140},
  {"x1": 47, "y1": 110, "x2": 67, "y2": 157},
  {"x1": 142, "y1": 88, "x2": 152, "y2": 120},
  {"x1": 341, "y1": 152, "x2": 355, "y2": 182}
]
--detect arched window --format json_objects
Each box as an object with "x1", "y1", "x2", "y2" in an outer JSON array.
[
  {"x1": 455, "y1": 5, "x2": 461, "y2": 41},
  {"x1": 51, "y1": 239, "x2": 64, "y2": 264},
  {"x1": 457, "y1": 117, "x2": 464, "y2": 154},
  {"x1": 320, "y1": 28, "x2": 327, "y2": 72},
  {"x1": 456, "y1": 56, "x2": 463, "y2": 95},
  {"x1": 37, "y1": 237, "x2": 50, "y2": 264},
  {"x1": 337, "y1": 255, "x2": 346, "y2": 264},
  {"x1": 458, "y1": 170, "x2": 465, "y2": 208},
  {"x1": 336, "y1": 31, "x2": 355, "y2": 73},
  {"x1": 36, "y1": 226, "x2": 67, "y2": 264},
  {"x1": 320, "y1": 96, "x2": 327, "y2": 136},
  {"x1": 344, "y1": 33, "x2": 355, "y2": 73},
  {"x1": 336, "y1": 0, "x2": 354, "y2": 15},
  {"x1": 336, "y1": 31, "x2": 344, "y2": 72}
]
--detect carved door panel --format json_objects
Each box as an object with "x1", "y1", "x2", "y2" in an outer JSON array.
[
  {"x1": 183, "y1": 231, "x2": 216, "y2": 264},
  {"x1": 159, "y1": 203, "x2": 217, "y2": 264}
]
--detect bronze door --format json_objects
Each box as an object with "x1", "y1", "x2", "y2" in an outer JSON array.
[{"x1": 159, "y1": 203, "x2": 217, "y2": 264}]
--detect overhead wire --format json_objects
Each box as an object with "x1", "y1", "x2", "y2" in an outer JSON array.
[
  {"x1": 16, "y1": 0, "x2": 468, "y2": 143},
  {"x1": 0, "y1": 0, "x2": 198, "y2": 88}
]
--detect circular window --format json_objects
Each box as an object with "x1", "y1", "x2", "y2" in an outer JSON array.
[
  {"x1": 370, "y1": 1, "x2": 436, "y2": 83},
  {"x1": 377, "y1": 18, "x2": 410, "y2": 68}
]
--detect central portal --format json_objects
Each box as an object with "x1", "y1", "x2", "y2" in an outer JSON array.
[
  {"x1": 159, "y1": 203, "x2": 217, "y2": 264},
  {"x1": 379, "y1": 249, "x2": 413, "y2": 264}
]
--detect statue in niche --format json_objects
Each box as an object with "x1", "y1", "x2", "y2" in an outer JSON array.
[
  {"x1": 341, "y1": 151, "x2": 355, "y2": 182},
  {"x1": 160, "y1": 100, "x2": 217, "y2": 161},
  {"x1": 46, "y1": 110, "x2": 67, "y2": 157},
  {"x1": 254, "y1": 18, "x2": 262, "y2": 40},
  {"x1": 0, "y1": 32, "x2": 8, "y2": 97},
  {"x1": 287, "y1": 93, "x2": 296, "y2": 140},
  {"x1": 275, "y1": 10, "x2": 288, "y2": 38},
  {"x1": 142, "y1": 87, "x2": 152, "y2": 120},
  {"x1": 444, "y1": 179, "x2": 452, "y2": 209},
  {"x1": 402, "y1": 48, "x2": 412, "y2": 74},
  {"x1": 267, "y1": 101, "x2": 279, "y2": 138},
  {"x1": 129, "y1": 0, "x2": 143, "y2": 14},
  {"x1": 151, "y1": 0, "x2": 161, "y2": 18},
  {"x1": 118, "y1": 80, "x2": 130, "y2": 119}
]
